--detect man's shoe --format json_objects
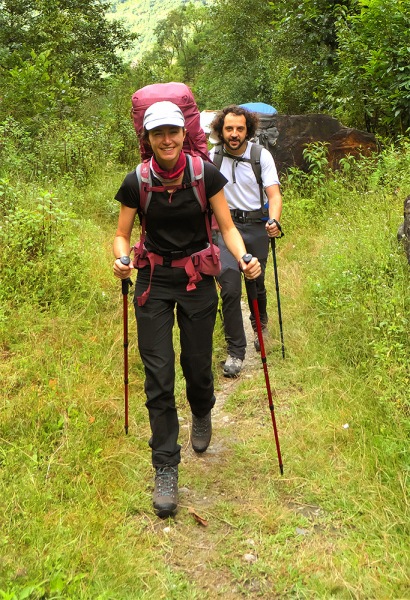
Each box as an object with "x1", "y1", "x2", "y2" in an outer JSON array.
[
  {"x1": 254, "y1": 330, "x2": 261, "y2": 352},
  {"x1": 153, "y1": 465, "x2": 178, "y2": 518},
  {"x1": 191, "y1": 410, "x2": 212, "y2": 453},
  {"x1": 253, "y1": 328, "x2": 270, "y2": 352},
  {"x1": 223, "y1": 355, "x2": 243, "y2": 377}
]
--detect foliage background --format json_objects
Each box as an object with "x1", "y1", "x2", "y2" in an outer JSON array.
[{"x1": 1, "y1": 0, "x2": 410, "y2": 597}]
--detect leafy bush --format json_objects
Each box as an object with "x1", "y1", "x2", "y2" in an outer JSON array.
[
  {"x1": 0, "y1": 179, "x2": 17, "y2": 216},
  {"x1": 0, "y1": 50, "x2": 77, "y2": 126},
  {"x1": 0, "y1": 188, "x2": 100, "y2": 307},
  {"x1": 0, "y1": 117, "x2": 139, "y2": 184}
]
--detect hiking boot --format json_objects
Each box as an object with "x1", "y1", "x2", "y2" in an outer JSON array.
[
  {"x1": 253, "y1": 328, "x2": 270, "y2": 352},
  {"x1": 191, "y1": 410, "x2": 212, "y2": 453},
  {"x1": 153, "y1": 465, "x2": 178, "y2": 518},
  {"x1": 223, "y1": 355, "x2": 243, "y2": 377}
]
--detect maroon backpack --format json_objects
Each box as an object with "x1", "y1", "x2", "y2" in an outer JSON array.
[
  {"x1": 131, "y1": 82, "x2": 209, "y2": 161},
  {"x1": 131, "y1": 82, "x2": 216, "y2": 227},
  {"x1": 130, "y1": 84, "x2": 220, "y2": 306}
]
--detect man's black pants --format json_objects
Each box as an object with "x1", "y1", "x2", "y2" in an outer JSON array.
[
  {"x1": 134, "y1": 265, "x2": 218, "y2": 468},
  {"x1": 217, "y1": 221, "x2": 269, "y2": 361}
]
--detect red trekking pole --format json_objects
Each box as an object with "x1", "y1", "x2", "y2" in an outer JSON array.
[
  {"x1": 243, "y1": 254, "x2": 283, "y2": 475},
  {"x1": 120, "y1": 257, "x2": 133, "y2": 435}
]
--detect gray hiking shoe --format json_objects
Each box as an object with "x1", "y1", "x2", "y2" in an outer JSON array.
[
  {"x1": 254, "y1": 328, "x2": 270, "y2": 352},
  {"x1": 191, "y1": 410, "x2": 212, "y2": 453},
  {"x1": 153, "y1": 465, "x2": 178, "y2": 518},
  {"x1": 223, "y1": 355, "x2": 243, "y2": 377}
]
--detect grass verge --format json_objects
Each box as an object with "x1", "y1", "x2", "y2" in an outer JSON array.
[{"x1": 1, "y1": 156, "x2": 410, "y2": 598}]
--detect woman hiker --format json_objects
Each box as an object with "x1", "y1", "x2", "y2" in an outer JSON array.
[{"x1": 113, "y1": 101, "x2": 260, "y2": 518}]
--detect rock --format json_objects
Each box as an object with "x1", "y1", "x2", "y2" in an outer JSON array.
[
  {"x1": 249, "y1": 579, "x2": 261, "y2": 592},
  {"x1": 258, "y1": 114, "x2": 377, "y2": 174},
  {"x1": 245, "y1": 538, "x2": 256, "y2": 546},
  {"x1": 179, "y1": 487, "x2": 190, "y2": 493},
  {"x1": 163, "y1": 527, "x2": 171, "y2": 534},
  {"x1": 296, "y1": 527, "x2": 309, "y2": 536},
  {"x1": 243, "y1": 553, "x2": 257, "y2": 563}
]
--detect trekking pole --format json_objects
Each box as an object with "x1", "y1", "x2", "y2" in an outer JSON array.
[
  {"x1": 243, "y1": 254, "x2": 283, "y2": 475},
  {"x1": 120, "y1": 257, "x2": 133, "y2": 435},
  {"x1": 267, "y1": 219, "x2": 285, "y2": 359}
]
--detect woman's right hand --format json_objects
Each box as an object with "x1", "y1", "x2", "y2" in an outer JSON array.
[
  {"x1": 240, "y1": 256, "x2": 261, "y2": 279},
  {"x1": 113, "y1": 258, "x2": 134, "y2": 280}
]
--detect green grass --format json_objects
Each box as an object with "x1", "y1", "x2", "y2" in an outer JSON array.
[{"x1": 2, "y1": 148, "x2": 410, "y2": 598}]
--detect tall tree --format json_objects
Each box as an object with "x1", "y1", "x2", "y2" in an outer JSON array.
[
  {"x1": 264, "y1": 0, "x2": 355, "y2": 114},
  {"x1": 193, "y1": 0, "x2": 276, "y2": 108},
  {"x1": 323, "y1": 0, "x2": 410, "y2": 133},
  {"x1": 0, "y1": 0, "x2": 139, "y2": 90},
  {"x1": 142, "y1": 3, "x2": 210, "y2": 85}
]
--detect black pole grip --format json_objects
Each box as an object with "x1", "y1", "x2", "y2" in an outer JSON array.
[
  {"x1": 122, "y1": 277, "x2": 133, "y2": 296},
  {"x1": 242, "y1": 254, "x2": 257, "y2": 302},
  {"x1": 119, "y1": 256, "x2": 132, "y2": 296},
  {"x1": 267, "y1": 218, "x2": 284, "y2": 238}
]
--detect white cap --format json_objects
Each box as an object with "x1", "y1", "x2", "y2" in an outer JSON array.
[{"x1": 143, "y1": 101, "x2": 185, "y2": 131}]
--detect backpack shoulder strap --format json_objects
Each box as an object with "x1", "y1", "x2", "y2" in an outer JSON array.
[
  {"x1": 136, "y1": 159, "x2": 152, "y2": 214},
  {"x1": 249, "y1": 142, "x2": 263, "y2": 186},
  {"x1": 186, "y1": 154, "x2": 207, "y2": 212},
  {"x1": 212, "y1": 144, "x2": 224, "y2": 170},
  {"x1": 249, "y1": 143, "x2": 267, "y2": 214},
  {"x1": 186, "y1": 154, "x2": 216, "y2": 250}
]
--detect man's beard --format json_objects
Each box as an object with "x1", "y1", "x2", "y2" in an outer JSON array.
[{"x1": 223, "y1": 136, "x2": 247, "y2": 153}]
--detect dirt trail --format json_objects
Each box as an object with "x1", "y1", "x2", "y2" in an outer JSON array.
[
  {"x1": 154, "y1": 301, "x2": 336, "y2": 599},
  {"x1": 180, "y1": 300, "x2": 260, "y2": 468}
]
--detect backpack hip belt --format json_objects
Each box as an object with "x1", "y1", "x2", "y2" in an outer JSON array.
[
  {"x1": 158, "y1": 242, "x2": 208, "y2": 266},
  {"x1": 230, "y1": 209, "x2": 265, "y2": 223},
  {"x1": 132, "y1": 242, "x2": 220, "y2": 307}
]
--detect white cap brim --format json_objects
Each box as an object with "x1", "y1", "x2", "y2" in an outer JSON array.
[
  {"x1": 143, "y1": 101, "x2": 185, "y2": 131},
  {"x1": 144, "y1": 115, "x2": 185, "y2": 131}
]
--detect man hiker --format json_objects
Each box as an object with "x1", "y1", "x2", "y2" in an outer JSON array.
[{"x1": 209, "y1": 105, "x2": 283, "y2": 377}]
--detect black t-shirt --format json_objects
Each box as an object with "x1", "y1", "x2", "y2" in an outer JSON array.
[{"x1": 115, "y1": 161, "x2": 227, "y2": 254}]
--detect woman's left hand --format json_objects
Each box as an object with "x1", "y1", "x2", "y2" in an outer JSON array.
[{"x1": 240, "y1": 256, "x2": 261, "y2": 279}]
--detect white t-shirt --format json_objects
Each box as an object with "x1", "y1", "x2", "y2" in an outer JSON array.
[{"x1": 209, "y1": 141, "x2": 280, "y2": 212}]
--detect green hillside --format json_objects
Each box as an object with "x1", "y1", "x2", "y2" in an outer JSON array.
[{"x1": 106, "y1": 0, "x2": 208, "y2": 63}]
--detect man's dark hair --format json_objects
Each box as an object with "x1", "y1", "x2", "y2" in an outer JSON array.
[{"x1": 210, "y1": 105, "x2": 259, "y2": 142}]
